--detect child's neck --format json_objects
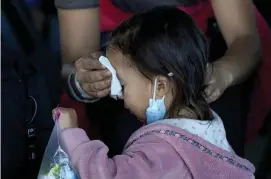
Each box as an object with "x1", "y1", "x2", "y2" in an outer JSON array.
[{"x1": 174, "y1": 108, "x2": 197, "y2": 119}]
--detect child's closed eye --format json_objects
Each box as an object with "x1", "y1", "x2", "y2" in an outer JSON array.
[
  {"x1": 117, "y1": 85, "x2": 124, "y2": 100},
  {"x1": 121, "y1": 85, "x2": 125, "y2": 92}
]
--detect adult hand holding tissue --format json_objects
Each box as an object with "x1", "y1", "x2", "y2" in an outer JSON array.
[
  {"x1": 75, "y1": 53, "x2": 123, "y2": 100},
  {"x1": 75, "y1": 52, "x2": 111, "y2": 98}
]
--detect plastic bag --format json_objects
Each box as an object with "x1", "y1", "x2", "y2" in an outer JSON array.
[{"x1": 38, "y1": 108, "x2": 78, "y2": 179}]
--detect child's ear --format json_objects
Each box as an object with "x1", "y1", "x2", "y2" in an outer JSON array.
[{"x1": 156, "y1": 76, "x2": 171, "y2": 98}]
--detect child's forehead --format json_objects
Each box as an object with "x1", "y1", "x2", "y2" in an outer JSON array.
[{"x1": 106, "y1": 49, "x2": 131, "y2": 68}]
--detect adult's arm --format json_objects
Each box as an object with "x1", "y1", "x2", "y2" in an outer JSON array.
[
  {"x1": 55, "y1": 0, "x2": 100, "y2": 63},
  {"x1": 211, "y1": 0, "x2": 261, "y2": 86},
  {"x1": 55, "y1": 0, "x2": 102, "y2": 102}
]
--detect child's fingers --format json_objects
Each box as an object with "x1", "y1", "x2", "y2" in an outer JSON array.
[
  {"x1": 52, "y1": 107, "x2": 72, "y2": 120},
  {"x1": 58, "y1": 108, "x2": 78, "y2": 121},
  {"x1": 52, "y1": 107, "x2": 78, "y2": 129},
  {"x1": 52, "y1": 108, "x2": 58, "y2": 119},
  {"x1": 53, "y1": 107, "x2": 76, "y2": 113}
]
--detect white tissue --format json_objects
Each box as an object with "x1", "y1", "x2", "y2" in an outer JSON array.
[{"x1": 99, "y1": 56, "x2": 123, "y2": 99}]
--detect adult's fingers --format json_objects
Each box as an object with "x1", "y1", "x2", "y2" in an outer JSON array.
[
  {"x1": 204, "y1": 84, "x2": 215, "y2": 97},
  {"x1": 81, "y1": 79, "x2": 111, "y2": 92},
  {"x1": 75, "y1": 57, "x2": 105, "y2": 71},
  {"x1": 204, "y1": 85, "x2": 215, "y2": 102},
  {"x1": 204, "y1": 63, "x2": 214, "y2": 84},
  {"x1": 76, "y1": 69, "x2": 111, "y2": 83},
  {"x1": 88, "y1": 88, "x2": 110, "y2": 98},
  {"x1": 205, "y1": 88, "x2": 220, "y2": 103},
  {"x1": 90, "y1": 51, "x2": 103, "y2": 59}
]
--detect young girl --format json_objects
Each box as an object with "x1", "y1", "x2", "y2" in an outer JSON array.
[{"x1": 54, "y1": 7, "x2": 255, "y2": 179}]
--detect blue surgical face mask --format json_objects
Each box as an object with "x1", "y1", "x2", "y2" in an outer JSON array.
[{"x1": 146, "y1": 77, "x2": 166, "y2": 124}]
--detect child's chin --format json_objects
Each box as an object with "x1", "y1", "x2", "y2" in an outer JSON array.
[
  {"x1": 137, "y1": 118, "x2": 146, "y2": 124},
  {"x1": 127, "y1": 109, "x2": 141, "y2": 118},
  {"x1": 132, "y1": 112, "x2": 146, "y2": 123},
  {"x1": 124, "y1": 106, "x2": 146, "y2": 122},
  {"x1": 127, "y1": 108, "x2": 136, "y2": 116}
]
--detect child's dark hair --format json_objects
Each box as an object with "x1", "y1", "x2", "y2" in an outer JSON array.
[{"x1": 109, "y1": 6, "x2": 212, "y2": 120}]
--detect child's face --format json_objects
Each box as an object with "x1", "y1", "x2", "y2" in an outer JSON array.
[{"x1": 107, "y1": 50, "x2": 153, "y2": 122}]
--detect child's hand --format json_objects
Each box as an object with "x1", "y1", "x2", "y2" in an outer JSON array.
[{"x1": 52, "y1": 107, "x2": 78, "y2": 130}]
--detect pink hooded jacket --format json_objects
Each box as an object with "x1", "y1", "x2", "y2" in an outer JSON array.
[{"x1": 60, "y1": 123, "x2": 255, "y2": 179}]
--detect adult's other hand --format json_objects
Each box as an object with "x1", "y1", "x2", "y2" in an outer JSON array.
[
  {"x1": 75, "y1": 52, "x2": 112, "y2": 98},
  {"x1": 204, "y1": 61, "x2": 233, "y2": 103}
]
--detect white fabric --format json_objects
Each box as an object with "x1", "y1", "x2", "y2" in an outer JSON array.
[
  {"x1": 99, "y1": 56, "x2": 123, "y2": 99},
  {"x1": 154, "y1": 111, "x2": 233, "y2": 152}
]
